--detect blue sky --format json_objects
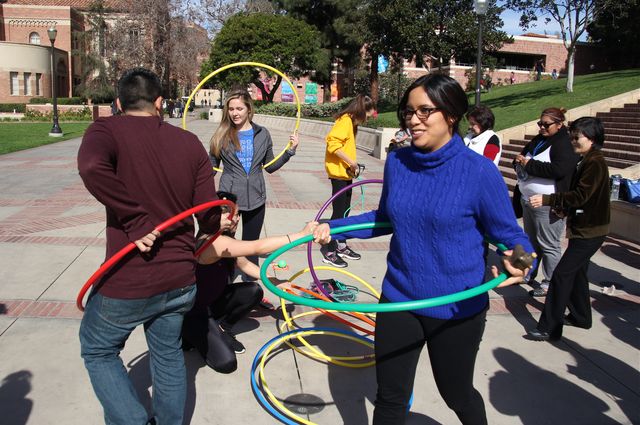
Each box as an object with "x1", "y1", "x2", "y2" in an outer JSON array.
[{"x1": 499, "y1": 7, "x2": 588, "y2": 41}]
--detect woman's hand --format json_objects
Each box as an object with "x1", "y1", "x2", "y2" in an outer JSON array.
[
  {"x1": 529, "y1": 194, "x2": 543, "y2": 208},
  {"x1": 299, "y1": 221, "x2": 319, "y2": 236},
  {"x1": 289, "y1": 133, "x2": 299, "y2": 150},
  {"x1": 312, "y1": 223, "x2": 332, "y2": 245}
]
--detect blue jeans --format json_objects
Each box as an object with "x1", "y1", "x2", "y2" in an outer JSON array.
[{"x1": 79, "y1": 284, "x2": 196, "y2": 425}]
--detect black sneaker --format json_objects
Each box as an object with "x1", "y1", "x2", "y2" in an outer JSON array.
[
  {"x1": 337, "y1": 246, "x2": 361, "y2": 260},
  {"x1": 321, "y1": 249, "x2": 348, "y2": 268},
  {"x1": 221, "y1": 330, "x2": 246, "y2": 354}
]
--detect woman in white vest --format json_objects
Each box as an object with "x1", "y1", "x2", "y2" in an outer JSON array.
[
  {"x1": 513, "y1": 107, "x2": 580, "y2": 297},
  {"x1": 463, "y1": 105, "x2": 501, "y2": 166}
]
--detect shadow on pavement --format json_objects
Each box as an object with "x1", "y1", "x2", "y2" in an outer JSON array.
[
  {"x1": 0, "y1": 370, "x2": 33, "y2": 425},
  {"x1": 489, "y1": 347, "x2": 619, "y2": 425},
  {"x1": 559, "y1": 339, "x2": 640, "y2": 424}
]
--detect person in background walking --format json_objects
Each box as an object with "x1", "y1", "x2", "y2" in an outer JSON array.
[
  {"x1": 320, "y1": 94, "x2": 376, "y2": 268},
  {"x1": 513, "y1": 107, "x2": 580, "y2": 297},
  {"x1": 526, "y1": 117, "x2": 610, "y2": 341}
]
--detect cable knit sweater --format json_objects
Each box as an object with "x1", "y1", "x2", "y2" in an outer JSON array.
[{"x1": 330, "y1": 134, "x2": 533, "y2": 319}]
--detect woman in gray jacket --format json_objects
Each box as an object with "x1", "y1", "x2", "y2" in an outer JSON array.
[{"x1": 209, "y1": 89, "x2": 298, "y2": 274}]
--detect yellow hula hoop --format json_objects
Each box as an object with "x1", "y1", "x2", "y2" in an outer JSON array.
[
  {"x1": 278, "y1": 297, "x2": 375, "y2": 365},
  {"x1": 258, "y1": 330, "x2": 374, "y2": 425},
  {"x1": 182, "y1": 62, "x2": 302, "y2": 172}
]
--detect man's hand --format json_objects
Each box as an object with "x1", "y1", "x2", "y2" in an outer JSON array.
[{"x1": 134, "y1": 230, "x2": 160, "y2": 253}]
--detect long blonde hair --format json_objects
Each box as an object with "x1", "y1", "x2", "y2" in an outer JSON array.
[{"x1": 209, "y1": 89, "x2": 255, "y2": 158}]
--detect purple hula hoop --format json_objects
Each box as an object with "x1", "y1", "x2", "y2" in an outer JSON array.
[{"x1": 307, "y1": 179, "x2": 384, "y2": 300}]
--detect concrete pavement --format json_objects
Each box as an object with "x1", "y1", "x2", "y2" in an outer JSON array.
[{"x1": 0, "y1": 115, "x2": 638, "y2": 425}]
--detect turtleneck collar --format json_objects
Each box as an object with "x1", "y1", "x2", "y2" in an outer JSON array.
[{"x1": 409, "y1": 133, "x2": 465, "y2": 169}]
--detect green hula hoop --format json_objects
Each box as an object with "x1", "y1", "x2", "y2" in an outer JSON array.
[{"x1": 260, "y1": 222, "x2": 508, "y2": 313}]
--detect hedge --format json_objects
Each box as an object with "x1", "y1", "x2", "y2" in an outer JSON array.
[
  {"x1": 28, "y1": 97, "x2": 85, "y2": 105},
  {"x1": 0, "y1": 103, "x2": 26, "y2": 113}
]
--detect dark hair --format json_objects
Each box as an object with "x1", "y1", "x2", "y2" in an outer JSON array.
[
  {"x1": 335, "y1": 94, "x2": 376, "y2": 126},
  {"x1": 117, "y1": 68, "x2": 162, "y2": 112},
  {"x1": 216, "y1": 191, "x2": 237, "y2": 204},
  {"x1": 541, "y1": 107, "x2": 567, "y2": 124},
  {"x1": 397, "y1": 73, "x2": 468, "y2": 134},
  {"x1": 569, "y1": 116, "x2": 605, "y2": 149},
  {"x1": 466, "y1": 105, "x2": 495, "y2": 132}
]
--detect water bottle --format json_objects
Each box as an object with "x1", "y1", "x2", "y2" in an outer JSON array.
[
  {"x1": 515, "y1": 163, "x2": 528, "y2": 181},
  {"x1": 610, "y1": 174, "x2": 622, "y2": 201}
]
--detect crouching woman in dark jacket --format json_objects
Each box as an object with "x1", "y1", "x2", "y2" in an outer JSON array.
[{"x1": 526, "y1": 117, "x2": 610, "y2": 341}]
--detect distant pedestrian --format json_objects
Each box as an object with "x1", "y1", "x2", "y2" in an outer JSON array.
[
  {"x1": 509, "y1": 71, "x2": 516, "y2": 85},
  {"x1": 535, "y1": 60, "x2": 545, "y2": 81},
  {"x1": 551, "y1": 69, "x2": 558, "y2": 79}
]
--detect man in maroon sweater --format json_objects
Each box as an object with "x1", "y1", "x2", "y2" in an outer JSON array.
[{"x1": 78, "y1": 68, "x2": 221, "y2": 425}]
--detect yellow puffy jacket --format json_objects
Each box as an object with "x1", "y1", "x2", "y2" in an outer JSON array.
[{"x1": 324, "y1": 114, "x2": 356, "y2": 180}]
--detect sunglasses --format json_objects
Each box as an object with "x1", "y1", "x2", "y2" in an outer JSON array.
[
  {"x1": 402, "y1": 106, "x2": 440, "y2": 121},
  {"x1": 537, "y1": 120, "x2": 558, "y2": 129}
]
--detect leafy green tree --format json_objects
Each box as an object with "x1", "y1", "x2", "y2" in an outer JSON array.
[
  {"x1": 587, "y1": 0, "x2": 640, "y2": 69},
  {"x1": 271, "y1": 0, "x2": 365, "y2": 99},
  {"x1": 505, "y1": 0, "x2": 614, "y2": 92},
  {"x1": 202, "y1": 12, "x2": 327, "y2": 103}
]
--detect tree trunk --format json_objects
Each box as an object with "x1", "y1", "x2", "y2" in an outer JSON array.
[
  {"x1": 370, "y1": 53, "x2": 379, "y2": 105},
  {"x1": 566, "y1": 47, "x2": 575, "y2": 93}
]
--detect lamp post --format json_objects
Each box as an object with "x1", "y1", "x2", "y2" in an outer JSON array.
[
  {"x1": 47, "y1": 26, "x2": 63, "y2": 137},
  {"x1": 474, "y1": 0, "x2": 488, "y2": 107}
]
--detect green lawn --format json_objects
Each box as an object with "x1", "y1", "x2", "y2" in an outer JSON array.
[
  {"x1": 0, "y1": 122, "x2": 91, "y2": 155},
  {"x1": 368, "y1": 69, "x2": 640, "y2": 131}
]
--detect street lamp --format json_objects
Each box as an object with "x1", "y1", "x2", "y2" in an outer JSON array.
[
  {"x1": 474, "y1": 0, "x2": 488, "y2": 107},
  {"x1": 47, "y1": 26, "x2": 63, "y2": 137}
]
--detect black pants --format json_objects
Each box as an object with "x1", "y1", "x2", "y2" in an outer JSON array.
[
  {"x1": 210, "y1": 281, "x2": 263, "y2": 329},
  {"x1": 329, "y1": 178, "x2": 353, "y2": 247},
  {"x1": 373, "y1": 296, "x2": 487, "y2": 425},
  {"x1": 240, "y1": 204, "x2": 266, "y2": 266},
  {"x1": 537, "y1": 236, "x2": 605, "y2": 337}
]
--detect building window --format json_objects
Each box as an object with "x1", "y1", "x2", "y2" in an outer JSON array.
[
  {"x1": 36, "y1": 73, "x2": 42, "y2": 96},
  {"x1": 129, "y1": 28, "x2": 140, "y2": 44},
  {"x1": 29, "y1": 32, "x2": 41, "y2": 45},
  {"x1": 10, "y1": 72, "x2": 19, "y2": 95},
  {"x1": 24, "y1": 72, "x2": 32, "y2": 96}
]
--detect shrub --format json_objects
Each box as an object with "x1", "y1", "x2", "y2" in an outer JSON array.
[
  {"x1": 199, "y1": 111, "x2": 209, "y2": 120},
  {"x1": 23, "y1": 107, "x2": 91, "y2": 121},
  {"x1": 28, "y1": 97, "x2": 85, "y2": 105},
  {"x1": 0, "y1": 103, "x2": 26, "y2": 113},
  {"x1": 256, "y1": 97, "x2": 355, "y2": 119}
]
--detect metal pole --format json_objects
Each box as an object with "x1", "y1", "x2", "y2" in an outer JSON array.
[
  {"x1": 474, "y1": 17, "x2": 483, "y2": 107},
  {"x1": 49, "y1": 40, "x2": 63, "y2": 136}
]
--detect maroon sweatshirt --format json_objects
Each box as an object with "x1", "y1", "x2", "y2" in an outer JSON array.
[{"x1": 78, "y1": 115, "x2": 220, "y2": 299}]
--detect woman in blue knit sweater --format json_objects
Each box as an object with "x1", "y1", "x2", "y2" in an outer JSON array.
[{"x1": 313, "y1": 74, "x2": 534, "y2": 425}]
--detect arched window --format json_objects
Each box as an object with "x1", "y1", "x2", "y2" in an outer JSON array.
[{"x1": 29, "y1": 32, "x2": 41, "y2": 45}]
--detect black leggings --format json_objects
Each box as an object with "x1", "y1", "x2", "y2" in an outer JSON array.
[
  {"x1": 373, "y1": 296, "x2": 488, "y2": 425},
  {"x1": 240, "y1": 204, "x2": 266, "y2": 266},
  {"x1": 210, "y1": 282, "x2": 263, "y2": 330},
  {"x1": 329, "y1": 178, "x2": 353, "y2": 246}
]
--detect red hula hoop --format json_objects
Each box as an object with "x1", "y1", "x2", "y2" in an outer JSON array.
[{"x1": 76, "y1": 199, "x2": 236, "y2": 311}]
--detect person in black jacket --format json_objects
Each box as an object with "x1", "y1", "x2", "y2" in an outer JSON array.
[
  {"x1": 513, "y1": 107, "x2": 580, "y2": 297},
  {"x1": 526, "y1": 117, "x2": 610, "y2": 341}
]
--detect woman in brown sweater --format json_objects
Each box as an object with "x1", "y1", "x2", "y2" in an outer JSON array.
[{"x1": 526, "y1": 117, "x2": 610, "y2": 341}]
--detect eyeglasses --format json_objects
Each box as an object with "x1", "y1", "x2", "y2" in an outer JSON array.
[
  {"x1": 402, "y1": 106, "x2": 440, "y2": 121},
  {"x1": 537, "y1": 120, "x2": 558, "y2": 129}
]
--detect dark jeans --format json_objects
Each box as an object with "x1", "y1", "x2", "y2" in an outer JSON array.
[
  {"x1": 240, "y1": 204, "x2": 266, "y2": 266},
  {"x1": 537, "y1": 236, "x2": 605, "y2": 337},
  {"x1": 373, "y1": 296, "x2": 487, "y2": 425},
  {"x1": 328, "y1": 178, "x2": 353, "y2": 248},
  {"x1": 80, "y1": 284, "x2": 196, "y2": 425}
]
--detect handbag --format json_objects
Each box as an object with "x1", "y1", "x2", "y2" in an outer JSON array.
[
  {"x1": 512, "y1": 184, "x2": 523, "y2": 218},
  {"x1": 621, "y1": 178, "x2": 640, "y2": 203}
]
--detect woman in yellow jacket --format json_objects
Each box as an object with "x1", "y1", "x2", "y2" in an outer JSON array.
[{"x1": 321, "y1": 94, "x2": 376, "y2": 267}]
